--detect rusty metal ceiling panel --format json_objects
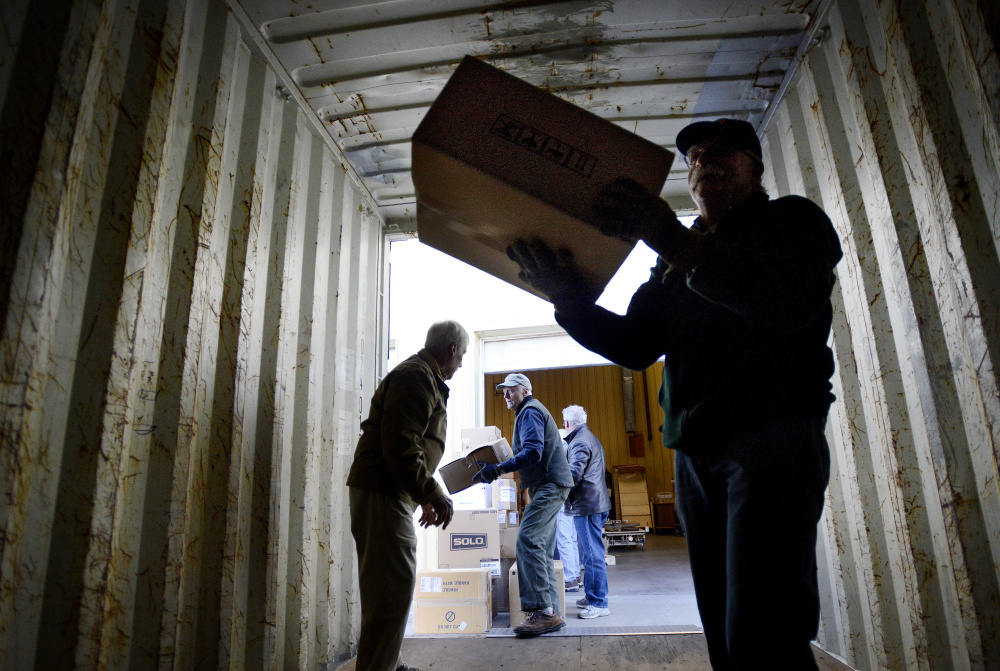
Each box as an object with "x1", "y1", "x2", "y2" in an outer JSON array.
[{"x1": 232, "y1": 0, "x2": 823, "y2": 224}]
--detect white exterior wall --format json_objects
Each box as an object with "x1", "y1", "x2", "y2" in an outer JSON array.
[
  {"x1": 764, "y1": 0, "x2": 1000, "y2": 668},
  {"x1": 0, "y1": 0, "x2": 381, "y2": 668}
]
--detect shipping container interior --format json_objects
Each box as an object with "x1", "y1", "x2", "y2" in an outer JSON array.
[{"x1": 1, "y1": 0, "x2": 998, "y2": 670}]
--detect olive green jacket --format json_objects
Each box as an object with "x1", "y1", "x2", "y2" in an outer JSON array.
[{"x1": 346, "y1": 349, "x2": 449, "y2": 504}]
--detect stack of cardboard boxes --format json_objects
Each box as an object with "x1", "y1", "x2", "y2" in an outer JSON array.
[
  {"x1": 414, "y1": 427, "x2": 523, "y2": 632},
  {"x1": 612, "y1": 464, "x2": 653, "y2": 528}
]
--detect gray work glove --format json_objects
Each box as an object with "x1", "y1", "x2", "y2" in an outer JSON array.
[
  {"x1": 506, "y1": 238, "x2": 599, "y2": 311},
  {"x1": 592, "y1": 177, "x2": 681, "y2": 243}
]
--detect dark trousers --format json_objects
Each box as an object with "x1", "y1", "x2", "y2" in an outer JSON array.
[
  {"x1": 350, "y1": 487, "x2": 417, "y2": 671},
  {"x1": 675, "y1": 415, "x2": 830, "y2": 671}
]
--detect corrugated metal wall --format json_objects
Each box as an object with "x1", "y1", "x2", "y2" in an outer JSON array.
[
  {"x1": 763, "y1": 0, "x2": 1000, "y2": 669},
  {"x1": 483, "y1": 364, "x2": 675, "y2": 504},
  {"x1": 0, "y1": 0, "x2": 382, "y2": 668}
]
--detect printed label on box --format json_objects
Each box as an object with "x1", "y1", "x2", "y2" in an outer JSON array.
[
  {"x1": 509, "y1": 512, "x2": 518, "y2": 525},
  {"x1": 420, "y1": 577, "x2": 443, "y2": 593},
  {"x1": 481, "y1": 560, "x2": 501, "y2": 577},
  {"x1": 459, "y1": 621, "x2": 468, "y2": 631},
  {"x1": 491, "y1": 113, "x2": 596, "y2": 176},
  {"x1": 450, "y1": 532, "x2": 489, "y2": 551}
]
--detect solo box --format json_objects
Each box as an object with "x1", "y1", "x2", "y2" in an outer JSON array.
[
  {"x1": 412, "y1": 56, "x2": 673, "y2": 300},
  {"x1": 437, "y1": 509, "x2": 501, "y2": 574}
]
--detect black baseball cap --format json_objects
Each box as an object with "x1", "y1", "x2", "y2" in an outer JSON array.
[{"x1": 675, "y1": 118, "x2": 763, "y2": 162}]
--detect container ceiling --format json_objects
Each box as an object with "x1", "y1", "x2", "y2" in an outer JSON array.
[{"x1": 232, "y1": 0, "x2": 827, "y2": 228}]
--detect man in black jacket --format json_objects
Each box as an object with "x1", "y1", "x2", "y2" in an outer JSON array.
[
  {"x1": 508, "y1": 119, "x2": 843, "y2": 670},
  {"x1": 561, "y1": 405, "x2": 612, "y2": 619}
]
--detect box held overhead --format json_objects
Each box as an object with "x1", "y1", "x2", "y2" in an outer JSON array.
[{"x1": 412, "y1": 55, "x2": 674, "y2": 301}]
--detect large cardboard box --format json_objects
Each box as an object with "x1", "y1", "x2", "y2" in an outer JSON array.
[
  {"x1": 413, "y1": 568, "x2": 492, "y2": 633},
  {"x1": 508, "y1": 560, "x2": 565, "y2": 627},
  {"x1": 440, "y1": 439, "x2": 514, "y2": 494},
  {"x1": 613, "y1": 464, "x2": 652, "y2": 527},
  {"x1": 414, "y1": 568, "x2": 491, "y2": 601},
  {"x1": 437, "y1": 509, "x2": 501, "y2": 572},
  {"x1": 461, "y1": 426, "x2": 502, "y2": 452},
  {"x1": 412, "y1": 601, "x2": 491, "y2": 634},
  {"x1": 412, "y1": 56, "x2": 674, "y2": 301}
]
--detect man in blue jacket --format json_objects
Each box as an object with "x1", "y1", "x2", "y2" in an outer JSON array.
[
  {"x1": 561, "y1": 404, "x2": 612, "y2": 619},
  {"x1": 507, "y1": 119, "x2": 842, "y2": 669},
  {"x1": 473, "y1": 373, "x2": 573, "y2": 636}
]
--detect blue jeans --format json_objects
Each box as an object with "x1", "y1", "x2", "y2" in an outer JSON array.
[
  {"x1": 675, "y1": 415, "x2": 829, "y2": 671},
  {"x1": 516, "y1": 482, "x2": 570, "y2": 613},
  {"x1": 555, "y1": 508, "x2": 580, "y2": 581},
  {"x1": 573, "y1": 511, "x2": 610, "y2": 608}
]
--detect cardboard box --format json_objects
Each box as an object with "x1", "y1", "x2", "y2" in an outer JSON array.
[
  {"x1": 612, "y1": 464, "x2": 650, "y2": 527},
  {"x1": 492, "y1": 479, "x2": 518, "y2": 511},
  {"x1": 437, "y1": 509, "x2": 501, "y2": 570},
  {"x1": 461, "y1": 426, "x2": 502, "y2": 452},
  {"x1": 412, "y1": 56, "x2": 674, "y2": 301},
  {"x1": 499, "y1": 525, "x2": 518, "y2": 559},
  {"x1": 415, "y1": 568, "x2": 491, "y2": 600},
  {"x1": 412, "y1": 601, "x2": 491, "y2": 634},
  {"x1": 413, "y1": 567, "x2": 492, "y2": 633},
  {"x1": 440, "y1": 439, "x2": 514, "y2": 494},
  {"x1": 509, "y1": 560, "x2": 565, "y2": 627},
  {"x1": 451, "y1": 483, "x2": 493, "y2": 510}
]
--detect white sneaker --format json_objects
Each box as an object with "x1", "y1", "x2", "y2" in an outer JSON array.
[{"x1": 578, "y1": 605, "x2": 610, "y2": 619}]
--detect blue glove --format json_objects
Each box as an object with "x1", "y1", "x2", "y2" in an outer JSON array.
[{"x1": 472, "y1": 460, "x2": 500, "y2": 484}]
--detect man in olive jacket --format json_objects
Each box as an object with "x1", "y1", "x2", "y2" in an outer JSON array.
[
  {"x1": 346, "y1": 321, "x2": 468, "y2": 671},
  {"x1": 473, "y1": 373, "x2": 573, "y2": 637},
  {"x1": 562, "y1": 405, "x2": 612, "y2": 618}
]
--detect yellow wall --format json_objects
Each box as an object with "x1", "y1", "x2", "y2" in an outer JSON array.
[{"x1": 484, "y1": 362, "x2": 674, "y2": 502}]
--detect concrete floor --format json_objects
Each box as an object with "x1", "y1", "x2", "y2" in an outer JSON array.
[
  {"x1": 486, "y1": 532, "x2": 703, "y2": 634},
  {"x1": 334, "y1": 533, "x2": 855, "y2": 670}
]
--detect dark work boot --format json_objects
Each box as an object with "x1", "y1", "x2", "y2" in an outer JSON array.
[{"x1": 513, "y1": 610, "x2": 566, "y2": 637}]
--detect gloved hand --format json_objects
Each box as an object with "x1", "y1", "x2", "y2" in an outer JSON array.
[
  {"x1": 592, "y1": 177, "x2": 680, "y2": 243},
  {"x1": 593, "y1": 177, "x2": 703, "y2": 272},
  {"x1": 472, "y1": 460, "x2": 501, "y2": 484},
  {"x1": 506, "y1": 238, "x2": 599, "y2": 311}
]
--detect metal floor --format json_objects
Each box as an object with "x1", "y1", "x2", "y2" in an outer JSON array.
[
  {"x1": 411, "y1": 532, "x2": 703, "y2": 637},
  {"x1": 334, "y1": 534, "x2": 853, "y2": 669}
]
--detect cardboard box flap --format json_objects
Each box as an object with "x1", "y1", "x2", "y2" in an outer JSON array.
[{"x1": 441, "y1": 439, "x2": 514, "y2": 494}]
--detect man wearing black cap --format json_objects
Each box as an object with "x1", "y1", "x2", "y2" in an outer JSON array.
[
  {"x1": 508, "y1": 119, "x2": 843, "y2": 669},
  {"x1": 473, "y1": 373, "x2": 574, "y2": 636}
]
